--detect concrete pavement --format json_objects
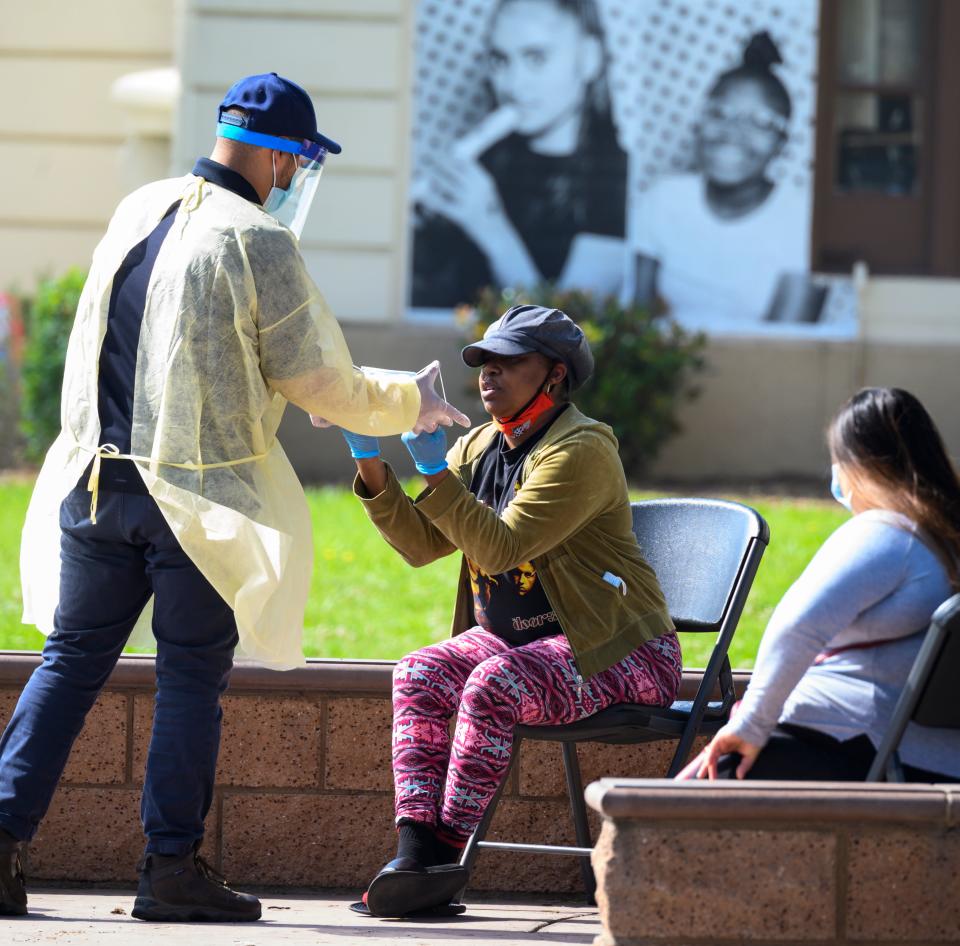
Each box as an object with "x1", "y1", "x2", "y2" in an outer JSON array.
[{"x1": 5, "y1": 889, "x2": 601, "y2": 945}]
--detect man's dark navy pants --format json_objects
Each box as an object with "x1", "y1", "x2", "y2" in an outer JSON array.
[{"x1": 0, "y1": 486, "x2": 238, "y2": 856}]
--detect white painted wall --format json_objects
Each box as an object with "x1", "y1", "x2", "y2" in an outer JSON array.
[
  {"x1": 0, "y1": 0, "x2": 175, "y2": 292},
  {"x1": 3, "y1": 0, "x2": 959, "y2": 480},
  {"x1": 174, "y1": 0, "x2": 412, "y2": 321},
  {"x1": 860, "y1": 276, "x2": 960, "y2": 345}
]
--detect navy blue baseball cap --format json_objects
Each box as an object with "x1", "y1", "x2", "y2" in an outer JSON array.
[
  {"x1": 462, "y1": 305, "x2": 594, "y2": 389},
  {"x1": 217, "y1": 72, "x2": 342, "y2": 155}
]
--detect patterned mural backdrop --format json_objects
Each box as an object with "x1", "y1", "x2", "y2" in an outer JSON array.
[{"x1": 408, "y1": 0, "x2": 857, "y2": 336}]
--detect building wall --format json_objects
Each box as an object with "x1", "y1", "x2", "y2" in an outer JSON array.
[
  {"x1": 650, "y1": 329, "x2": 960, "y2": 482},
  {"x1": 173, "y1": 0, "x2": 960, "y2": 483},
  {"x1": 0, "y1": 0, "x2": 175, "y2": 292},
  {"x1": 175, "y1": 0, "x2": 412, "y2": 323},
  {"x1": 3, "y1": 1, "x2": 959, "y2": 482}
]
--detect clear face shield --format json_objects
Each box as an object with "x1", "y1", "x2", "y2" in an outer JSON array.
[
  {"x1": 264, "y1": 140, "x2": 327, "y2": 238},
  {"x1": 216, "y1": 123, "x2": 330, "y2": 238}
]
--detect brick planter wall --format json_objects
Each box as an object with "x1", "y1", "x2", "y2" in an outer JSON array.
[
  {"x1": 0, "y1": 654, "x2": 735, "y2": 893},
  {"x1": 587, "y1": 779, "x2": 960, "y2": 945}
]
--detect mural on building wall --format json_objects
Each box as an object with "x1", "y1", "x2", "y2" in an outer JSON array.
[{"x1": 408, "y1": 0, "x2": 858, "y2": 337}]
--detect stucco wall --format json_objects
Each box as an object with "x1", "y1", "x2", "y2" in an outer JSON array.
[
  {"x1": 0, "y1": 0, "x2": 175, "y2": 293},
  {"x1": 175, "y1": 0, "x2": 412, "y2": 323},
  {"x1": 278, "y1": 325, "x2": 960, "y2": 485},
  {"x1": 650, "y1": 332, "x2": 960, "y2": 482}
]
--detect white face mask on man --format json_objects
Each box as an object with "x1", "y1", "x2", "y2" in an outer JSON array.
[
  {"x1": 216, "y1": 121, "x2": 333, "y2": 238},
  {"x1": 262, "y1": 150, "x2": 324, "y2": 239}
]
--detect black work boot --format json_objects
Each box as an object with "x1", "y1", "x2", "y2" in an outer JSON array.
[
  {"x1": 131, "y1": 846, "x2": 260, "y2": 922},
  {"x1": 0, "y1": 828, "x2": 27, "y2": 916}
]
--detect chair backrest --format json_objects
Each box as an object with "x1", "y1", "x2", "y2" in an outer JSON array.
[
  {"x1": 912, "y1": 594, "x2": 960, "y2": 729},
  {"x1": 631, "y1": 499, "x2": 771, "y2": 634},
  {"x1": 867, "y1": 593, "x2": 960, "y2": 781},
  {"x1": 631, "y1": 499, "x2": 769, "y2": 776}
]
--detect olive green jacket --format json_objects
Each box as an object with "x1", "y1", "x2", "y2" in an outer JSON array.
[{"x1": 353, "y1": 405, "x2": 674, "y2": 679}]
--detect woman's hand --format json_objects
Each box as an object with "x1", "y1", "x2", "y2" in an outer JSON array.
[
  {"x1": 418, "y1": 154, "x2": 540, "y2": 287},
  {"x1": 401, "y1": 428, "x2": 448, "y2": 476},
  {"x1": 340, "y1": 429, "x2": 387, "y2": 496},
  {"x1": 340, "y1": 428, "x2": 380, "y2": 460},
  {"x1": 686, "y1": 725, "x2": 762, "y2": 780},
  {"x1": 420, "y1": 153, "x2": 508, "y2": 239}
]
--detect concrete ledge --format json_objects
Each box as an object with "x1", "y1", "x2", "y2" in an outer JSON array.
[
  {"x1": 586, "y1": 778, "x2": 960, "y2": 945},
  {"x1": 0, "y1": 652, "x2": 399, "y2": 693},
  {"x1": 0, "y1": 652, "x2": 747, "y2": 698},
  {"x1": 587, "y1": 777, "x2": 959, "y2": 825},
  {"x1": 0, "y1": 653, "x2": 737, "y2": 893}
]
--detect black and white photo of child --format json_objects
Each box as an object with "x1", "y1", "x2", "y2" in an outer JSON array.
[
  {"x1": 626, "y1": 31, "x2": 816, "y2": 328},
  {"x1": 409, "y1": 0, "x2": 854, "y2": 334}
]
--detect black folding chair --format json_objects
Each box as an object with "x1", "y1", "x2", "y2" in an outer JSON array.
[
  {"x1": 867, "y1": 592, "x2": 960, "y2": 782},
  {"x1": 459, "y1": 497, "x2": 770, "y2": 899}
]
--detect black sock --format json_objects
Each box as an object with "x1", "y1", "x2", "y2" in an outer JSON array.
[
  {"x1": 431, "y1": 836, "x2": 461, "y2": 866},
  {"x1": 396, "y1": 820, "x2": 437, "y2": 866},
  {"x1": 433, "y1": 821, "x2": 467, "y2": 866}
]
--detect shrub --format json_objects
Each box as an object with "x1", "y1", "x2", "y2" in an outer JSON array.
[
  {"x1": 460, "y1": 285, "x2": 706, "y2": 478},
  {"x1": 19, "y1": 268, "x2": 87, "y2": 462}
]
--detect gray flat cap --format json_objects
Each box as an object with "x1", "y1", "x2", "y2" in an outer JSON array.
[{"x1": 461, "y1": 305, "x2": 594, "y2": 389}]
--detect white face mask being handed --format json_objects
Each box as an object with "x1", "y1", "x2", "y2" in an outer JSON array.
[
  {"x1": 263, "y1": 149, "x2": 325, "y2": 239},
  {"x1": 830, "y1": 464, "x2": 854, "y2": 511}
]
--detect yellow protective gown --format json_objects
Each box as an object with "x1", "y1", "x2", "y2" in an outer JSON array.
[{"x1": 20, "y1": 174, "x2": 420, "y2": 669}]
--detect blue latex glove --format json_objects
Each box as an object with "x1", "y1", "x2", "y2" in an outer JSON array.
[
  {"x1": 340, "y1": 428, "x2": 381, "y2": 460},
  {"x1": 401, "y1": 428, "x2": 448, "y2": 475}
]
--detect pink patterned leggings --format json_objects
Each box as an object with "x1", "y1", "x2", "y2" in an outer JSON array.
[{"x1": 392, "y1": 628, "x2": 682, "y2": 842}]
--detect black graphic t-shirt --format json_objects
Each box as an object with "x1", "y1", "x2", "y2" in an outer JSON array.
[
  {"x1": 467, "y1": 407, "x2": 569, "y2": 646},
  {"x1": 411, "y1": 112, "x2": 627, "y2": 308}
]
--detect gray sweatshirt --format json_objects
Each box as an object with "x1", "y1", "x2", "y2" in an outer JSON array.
[{"x1": 728, "y1": 509, "x2": 960, "y2": 778}]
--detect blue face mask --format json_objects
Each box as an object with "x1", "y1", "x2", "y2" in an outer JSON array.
[
  {"x1": 263, "y1": 151, "x2": 296, "y2": 214},
  {"x1": 830, "y1": 464, "x2": 853, "y2": 511},
  {"x1": 216, "y1": 123, "x2": 330, "y2": 238},
  {"x1": 263, "y1": 150, "x2": 324, "y2": 238}
]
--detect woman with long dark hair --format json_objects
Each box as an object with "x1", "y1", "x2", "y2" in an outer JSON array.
[
  {"x1": 687, "y1": 387, "x2": 960, "y2": 782},
  {"x1": 628, "y1": 31, "x2": 810, "y2": 328},
  {"x1": 412, "y1": 0, "x2": 627, "y2": 308}
]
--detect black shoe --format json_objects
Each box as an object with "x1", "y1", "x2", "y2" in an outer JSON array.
[
  {"x1": 131, "y1": 847, "x2": 260, "y2": 923},
  {"x1": 0, "y1": 828, "x2": 27, "y2": 917},
  {"x1": 349, "y1": 897, "x2": 466, "y2": 918},
  {"x1": 364, "y1": 856, "x2": 469, "y2": 919}
]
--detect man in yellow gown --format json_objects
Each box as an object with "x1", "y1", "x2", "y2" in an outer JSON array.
[{"x1": 0, "y1": 72, "x2": 468, "y2": 922}]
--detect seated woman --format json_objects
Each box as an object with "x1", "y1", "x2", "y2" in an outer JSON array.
[
  {"x1": 686, "y1": 387, "x2": 960, "y2": 783},
  {"x1": 341, "y1": 305, "x2": 681, "y2": 916}
]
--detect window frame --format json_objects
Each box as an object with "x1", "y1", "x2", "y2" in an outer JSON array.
[{"x1": 812, "y1": 0, "x2": 960, "y2": 276}]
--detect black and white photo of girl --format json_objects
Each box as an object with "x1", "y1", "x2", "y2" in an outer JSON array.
[
  {"x1": 409, "y1": 1, "x2": 851, "y2": 334},
  {"x1": 410, "y1": 0, "x2": 627, "y2": 310},
  {"x1": 626, "y1": 30, "x2": 815, "y2": 329}
]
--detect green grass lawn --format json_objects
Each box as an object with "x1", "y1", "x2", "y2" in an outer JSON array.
[{"x1": 0, "y1": 477, "x2": 846, "y2": 668}]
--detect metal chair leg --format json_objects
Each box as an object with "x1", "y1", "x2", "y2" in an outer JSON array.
[
  {"x1": 561, "y1": 742, "x2": 596, "y2": 903},
  {"x1": 457, "y1": 737, "x2": 521, "y2": 895}
]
